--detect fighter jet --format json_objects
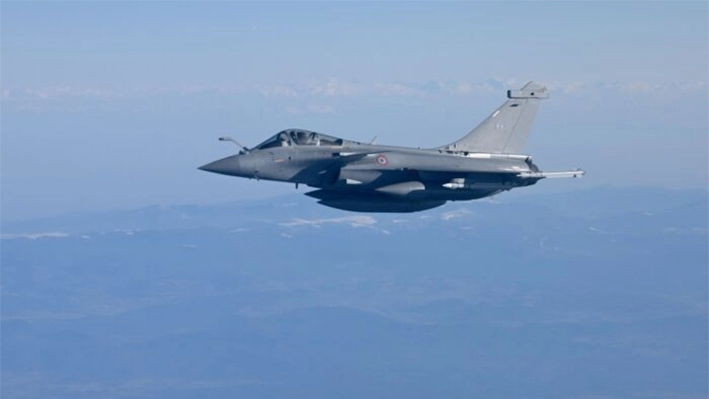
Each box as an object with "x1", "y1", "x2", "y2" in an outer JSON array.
[{"x1": 199, "y1": 82, "x2": 584, "y2": 213}]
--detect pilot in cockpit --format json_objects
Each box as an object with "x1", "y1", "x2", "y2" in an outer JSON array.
[
  {"x1": 288, "y1": 131, "x2": 321, "y2": 146},
  {"x1": 279, "y1": 132, "x2": 290, "y2": 146}
]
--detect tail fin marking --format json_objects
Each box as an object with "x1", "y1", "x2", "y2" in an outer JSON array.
[{"x1": 439, "y1": 81, "x2": 548, "y2": 154}]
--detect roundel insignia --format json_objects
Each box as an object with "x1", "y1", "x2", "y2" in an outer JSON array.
[{"x1": 376, "y1": 155, "x2": 388, "y2": 166}]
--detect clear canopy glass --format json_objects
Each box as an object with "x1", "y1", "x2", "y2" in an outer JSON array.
[{"x1": 255, "y1": 129, "x2": 344, "y2": 150}]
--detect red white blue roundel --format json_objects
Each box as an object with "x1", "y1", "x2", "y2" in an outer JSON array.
[{"x1": 376, "y1": 155, "x2": 388, "y2": 166}]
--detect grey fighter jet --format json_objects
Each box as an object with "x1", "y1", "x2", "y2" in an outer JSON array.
[{"x1": 199, "y1": 82, "x2": 584, "y2": 213}]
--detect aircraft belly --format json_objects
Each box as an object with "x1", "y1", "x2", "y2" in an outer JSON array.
[
  {"x1": 319, "y1": 198, "x2": 446, "y2": 213},
  {"x1": 305, "y1": 189, "x2": 446, "y2": 213}
]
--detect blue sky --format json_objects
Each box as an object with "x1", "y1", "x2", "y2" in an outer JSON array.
[{"x1": 2, "y1": 2, "x2": 708, "y2": 219}]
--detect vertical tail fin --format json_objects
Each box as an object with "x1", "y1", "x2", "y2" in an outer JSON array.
[{"x1": 439, "y1": 81, "x2": 548, "y2": 154}]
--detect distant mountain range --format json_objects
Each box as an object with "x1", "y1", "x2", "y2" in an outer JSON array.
[
  {"x1": 3, "y1": 185, "x2": 707, "y2": 235},
  {"x1": 2, "y1": 186, "x2": 707, "y2": 399}
]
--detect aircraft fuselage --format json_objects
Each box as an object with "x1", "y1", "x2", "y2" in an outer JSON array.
[{"x1": 200, "y1": 82, "x2": 584, "y2": 212}]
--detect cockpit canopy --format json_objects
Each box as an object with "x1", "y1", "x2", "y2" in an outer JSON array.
[{"x1": 255, "y1": 129, "x2": 345, "y2": 150}]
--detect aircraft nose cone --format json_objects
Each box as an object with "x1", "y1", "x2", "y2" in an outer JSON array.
[{"x1": 198, "y1": 155, "x2": 242, "y2": 176}]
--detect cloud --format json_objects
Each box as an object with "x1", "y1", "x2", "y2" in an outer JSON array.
[
  {"x1": 177, "y1": 85, "x2": 210, "y2": 96},
  {"x1": 613, "y1": 81, "x2": 708, "y2": 94},
  {"x1": 308, "y1": 78, "x2": 364, "y2": 97},
  {"x1": 258, "y1": 85, "x2": 298, "y2": 97},
  {"x1": 421, "y1": 79, "x2": 508, "y2": 96},
  {"x1": 22, "y1": 86, "x2": 119, "y2": 100},
  {"x1": 440, "y1": 209, "x2": 471, "y2": 221},
  {"x1": 561, "y1": 81, "x2": 585, "y2": 94},
  {"x1": 280, "y1": 215, "x2": 377, "y2": 228},
  {"x1": 372, "y1": 82, "x2": 423, "y2": 97},
  {"x1": 616, "y1": 81, "x2": 657, "y2": 94},
  {"x1": 2, "y1": 232, "x2": 70, "y2": 240},
  {"x1": 4, "y1": 79, "x2": 706, "y2": 112}
]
